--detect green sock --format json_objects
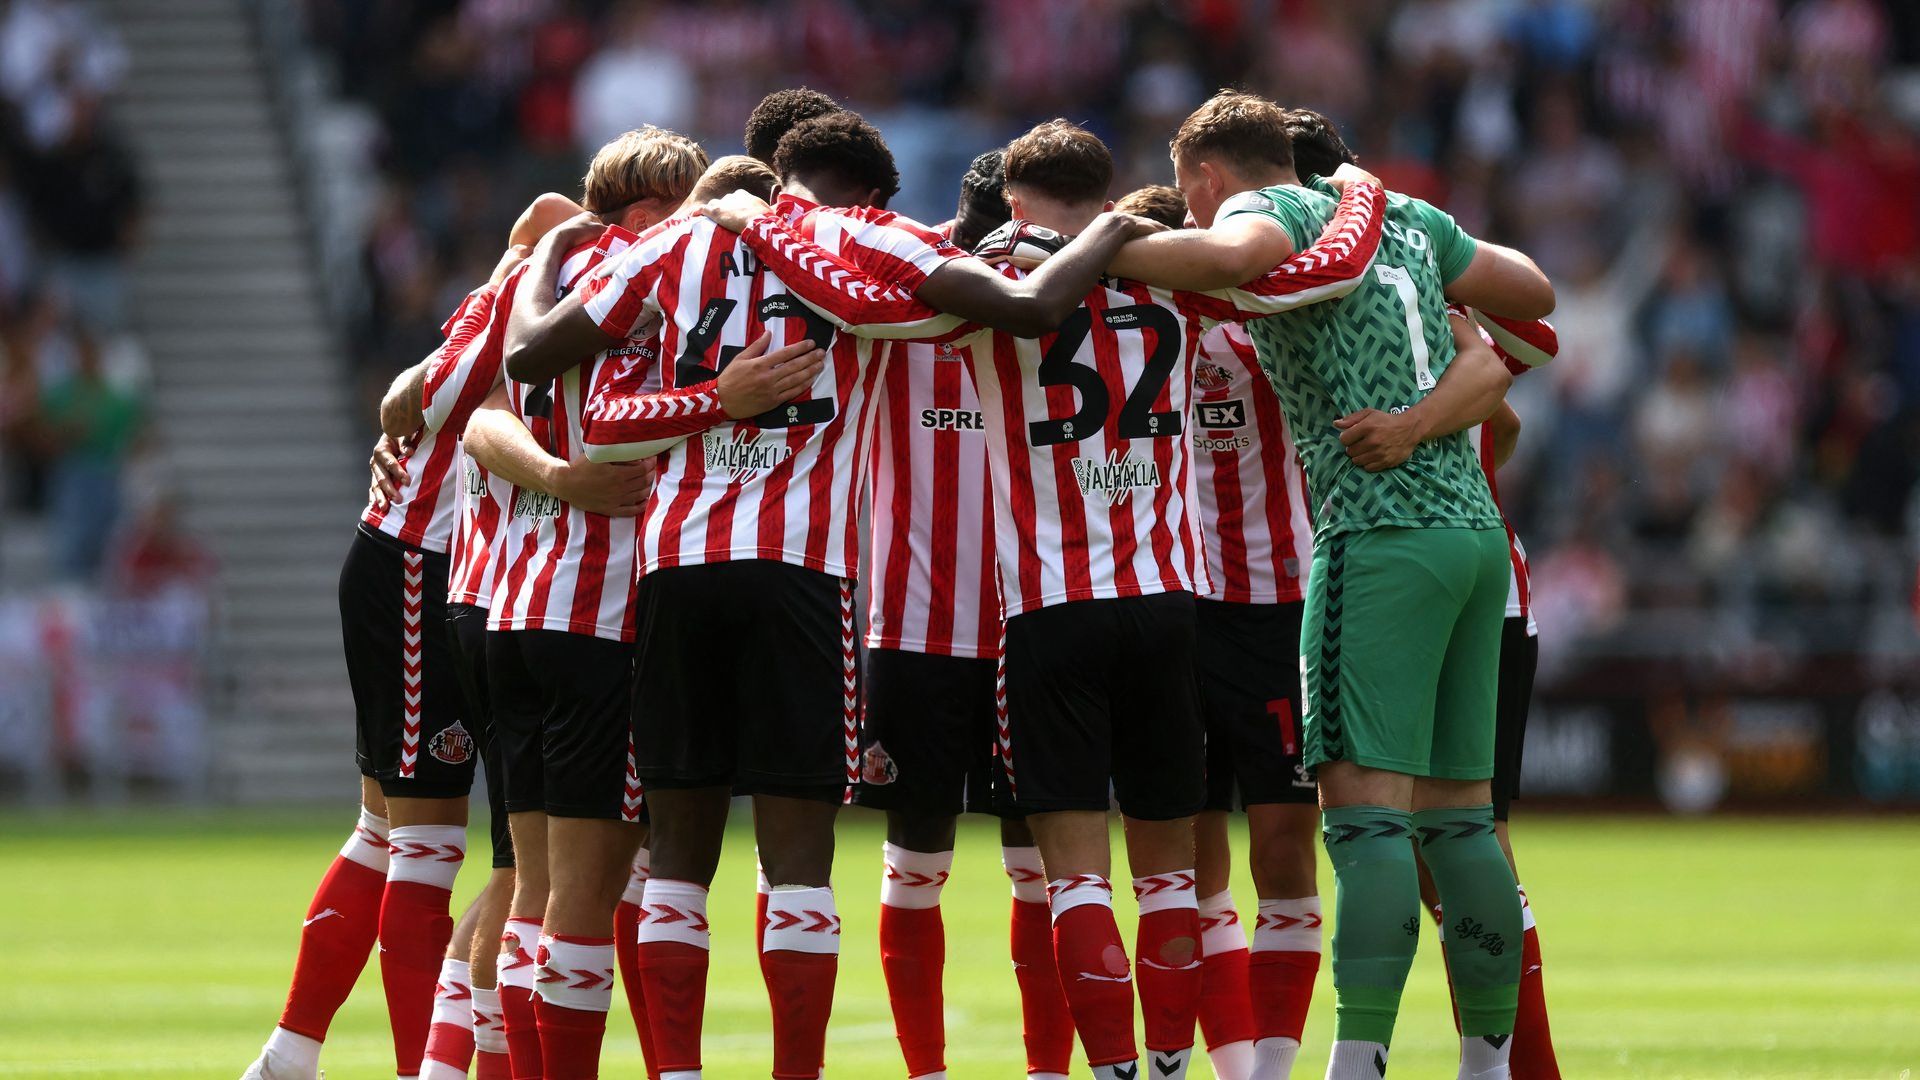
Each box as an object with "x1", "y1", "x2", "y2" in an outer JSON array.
[
  {"x1": 1414, "y1": 804, "x2": 1522, "y2": 1036},
  {"x1": 1321, "y1": 805, "x2": 1423, "y2": 1046}
]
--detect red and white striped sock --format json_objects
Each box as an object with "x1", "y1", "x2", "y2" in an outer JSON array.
[
  {"x1": 614, "y1": 847, "x2": 658, "y2": 1078},
  {"x1": 497, "y1": 917, "x2": 544, "y2": 1079},
  {"x1": 1248, "y1": 895, "x2": 1322, "y2": 1079},
  {"x1": 1512, "y1": 885, "x2": 1562, "y2": 1080},
  {"x1": 470, "y1": 985, "x2": 509, "y2": 1080},
  {"x1": 1134, "y1": 870, "x2": 1201, "y2": 1078},
  {"x1": 1048, "y1": 875, "x2": 1137, "y2": 1074},
  {"x1": 1197, "y1": 890, "x2": 1255, "y2": 1080},
  {"x1": 1003, "y1": 846, "x2": 1073, "y2": 1080},
  {"x1": 753, "y1": 859, "x2": 770, "y2": 954},
  {"x1": 638, "y1": 879, "x2": 711, "y2": 1080},
  {"x1": 419, "y1": 958, "x2": 475, "y2": 1079},
  {"x1": 534, "y1": 935, "x2": 615, "y2": 1079},
  {"x1": 879, "y1": 844, "x2": 953, "y2": 1078},
  {"x1": 267, "y1": 806, "x2": 389, "y2": 1067},
  {"x1": 762, "y1": 884, "x2": 841, "y2": 1080},
  {"x1": 381, "y1": 825, "x2": 467, "y2": 1077}
]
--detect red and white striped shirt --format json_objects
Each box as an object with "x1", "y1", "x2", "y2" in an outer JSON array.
[
  {"x1": 1469, "y1": 422, "x2": 1533, "y2": 635},
  {"x1": 360, "y1": 286, "x2": 499, "y2": 553},
  {"x1": 865, "y1": 337, "x2": 999, "y2": 658},
  {"x1": 418, "y1": 277, "x2": 517, "y2": 608},
  {"x1": 576, "y1": 196, "x2": 964, "y2": 580},
  {"x1": 487, "y1": 228, "x2": 652, "y2": 642},
  {"x1": 1190, "y1": 322, "x2": 1313, "y2": 605},
  {"x1": 729, "y1": 182, "x2": 1385, "y2": 618}
]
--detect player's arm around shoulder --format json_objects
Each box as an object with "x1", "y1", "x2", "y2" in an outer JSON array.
[
  {"x1": 503, "y1": 212, "x2": 629, "y2": 384},
  {"x1": 1430, "y1": 191, "x2": 1554, "y2": 321}
]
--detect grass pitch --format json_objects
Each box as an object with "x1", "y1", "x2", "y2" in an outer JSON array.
[{"x1": 0, "y1": 809, "x2": 1915, "y2": 1078}]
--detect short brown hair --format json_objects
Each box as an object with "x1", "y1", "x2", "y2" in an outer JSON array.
[
  {"x1": 1280, "y1": 108, "x2": 1357, "y2": 181},
  {"x1": 1003, "y1": 119, "x2": 1113, "y2": 205},
  {"x1": 1113, "y1": 184, "x2": 1187, "y2": 229},
  {"x1": 1170, "y1": 90, "x2": 1293, "y2": 175},
  {"x1": 582, "y1": 126, "x2": 708, "y2": 215},
  {"x1": 689, "y1": 154, "x2": 779, "y2": 205}
]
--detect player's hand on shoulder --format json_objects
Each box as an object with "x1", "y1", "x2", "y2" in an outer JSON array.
[
  {"x1": 716, "y1": 331, "x2": 827, "y2": 420},
  {"x1": 1324, "y1": 162, "x2": 1382, "y2": 192},
  {"x1": 556, "y1": 458, "x2": 655, "y2": 518},
  {"x1": 699, "y1": 190, "x2": 775, "y2": 233},
  {"x1": 1335, "y1": 407, "x2": 1419, "y2": 472}
]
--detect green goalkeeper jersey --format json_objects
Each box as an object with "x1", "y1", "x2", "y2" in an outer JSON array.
[{"x1": 1222, "y1": 178, "x2": 1503, "y2": 539}]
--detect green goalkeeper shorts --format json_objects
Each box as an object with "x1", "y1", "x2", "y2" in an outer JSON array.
[{"x1": 1300, "y1": 526, "x2": 1510, "y2": 779}]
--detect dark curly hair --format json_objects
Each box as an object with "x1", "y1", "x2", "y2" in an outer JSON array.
[
  {"x1": 951, "y1": 148, "x2": 1010, "y2": 251},
  {"x1": 1280, "y1": 107, "x2": 1358, "y2": 182},
  {"x1": 743, "y1": 88, "x2": 845, "y2": 165},
  {"x1": 772, "y1": 112, "x2": 901, "y2": 204}
]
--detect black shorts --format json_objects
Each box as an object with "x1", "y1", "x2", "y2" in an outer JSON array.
[
  {"x1": 1000, "y1": 592, "x2": 1206, "y2": 821},
  {"x1": 1195, "y1": 598, "x2": 1316, "y2": 810},
  {"x1": 632, "y1": 561, "x2": 855, "y2": 803},
  {"x1": 486, "y1": 627, "x2": 637, "y2": 821},
  {"x1": 447, "y1": 604, "x2": 513, "y2": 867},
  {"x1": 854, "y1": 647, "x2": 1005, "y2": 817},
  {"x1": 340, "y1": 524, "x2": 475, "y2": 800},
  {"x1": 1492, "y1": 617, "x2": 1538, "y2": 822}
]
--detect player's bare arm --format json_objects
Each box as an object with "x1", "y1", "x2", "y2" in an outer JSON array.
[
  {"x1": 915, "y1": 212, "x2": 1165, "y2": 336},
  {"x1": 579, "y1": 332, "x2": 829, "y2": 464},
  {"x1": 377, "y1": 360, "x2": 429, "y2": 439},
  {"x1": 508, "y1": 193, "x2": 585, "y2": 250},
  {"x1": 465, "y1": 383, "x2": 652, "y2": 517},
  {"x1": 1334, "y1": 308, "x2": 1510, "y2": 472},
  {"x1": 1488, "y1": 400, "x2": 1521, "y2": 468},
  {"x1": 503, "y1": 212, "x2": 620, "y2": 383},
  {"x1": 1443, "y1": 241, "x2": 1555, "y2": 320}
]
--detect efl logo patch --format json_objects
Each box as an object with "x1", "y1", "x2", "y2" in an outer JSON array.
[
  {"x1": 1196, "y1": 399, "x2": 1248, "y2": 430},
  {"x1": 429, "y1": 721, "x2": 474, "y2": 766},
  {"x1": 859, "y1": 741, "x2": 898, "y2": 786}
]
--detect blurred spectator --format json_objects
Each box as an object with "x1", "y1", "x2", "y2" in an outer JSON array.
[
  {"x1": 33, "y1": 310, "x2": 146, "y2": 580},
  {"x1": 16, "y1": 95, "x2": 140, "y2": 335}
]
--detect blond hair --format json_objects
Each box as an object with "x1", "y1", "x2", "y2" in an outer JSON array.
[
  {"x1": 582, "y1": 126, "x2": 708, "y2": 214},
  {"x1": 688, "y1": 154, "x2": 780, "y2": 206}
]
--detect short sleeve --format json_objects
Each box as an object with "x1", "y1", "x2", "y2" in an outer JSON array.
[
  {"x1": 1218, "y1": 186, "x2": 1315, "y2": 251},
  {"x1": 832, "y1": 208, "x2": 967, "y2": 291},
  {"x1": 578, "y1": 219, "x2": 691, "y2": 339},
  {"x1": 1410, "y1": 197, "x2": 1478, "y2": 285}
]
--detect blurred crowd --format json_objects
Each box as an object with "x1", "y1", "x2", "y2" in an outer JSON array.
[{"x1": 0, "y1": 0, "x2": 165, "y2": 590}]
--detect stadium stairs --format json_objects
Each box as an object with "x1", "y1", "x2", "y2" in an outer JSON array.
[{"x1": 108, "y1": 0, "x2": 361, "y2": 801}]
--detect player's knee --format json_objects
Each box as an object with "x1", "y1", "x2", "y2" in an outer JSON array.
[{"x1": 886, "y1": 812, "x2": 958, "y2": 853}]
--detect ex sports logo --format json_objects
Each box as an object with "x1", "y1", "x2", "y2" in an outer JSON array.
[{"x1": 1195, "y1": 398, "x2": 1248, "y2": 430}]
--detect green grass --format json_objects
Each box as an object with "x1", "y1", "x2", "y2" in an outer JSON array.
[{"x1": 1, "y1": 810, "x2": 1917, "y2": 1078}]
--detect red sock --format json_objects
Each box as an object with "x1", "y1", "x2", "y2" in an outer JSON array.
[
  {"x1": 534, "y1": 936, "x2": 615, "y2": 1079},
  {"x1": 1512, "y1": 888, "x2": 1562, "y2": 1080},
  {"x1": 382, "y1": 826, "x2": 467, "y2": 1075},
  {"x1": 1006, "y1": 849, "x2": 1074, "y2": 1076},
  {"x1": 1249, "y1": 896, "x2": 1321, "y2": 1046},
  {"x1": 1133, "y1": 872, "x2": 1201, "y2": 1057},
  {"x1": 762, "y1": 885, "x2": 841, "y2": 1080},
  {"x1": 277, "y1": 809, "x2": 389, "y2": 1040},
  {"x1": 878, "y1": 844, "x2": 952, "y2": 1077},
  {"x1": 1196, "y1": 892, "x2": 1256, "y2": 1052},
  {"x1": 472, "y1": 986, "x2": 511, "y2": 1080},
  {"x1": 499, "y1": 918, "x2": 545, "y2": 1079},
  {"x1": 420, "y1": 958, "x2": 475, "y2": 1077},
  {"x1": 615, "y1": 849, "x2": 659, "y2": 1078},
  {"x1": 637, "y1": 880, "x2": 711, "y2": 1074},
  {"x1": 1049, "y1": 877, "x2": 1137, "y2": 1068}
]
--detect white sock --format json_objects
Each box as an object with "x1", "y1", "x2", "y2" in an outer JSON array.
[
  {"x1": 763, "y1": 885, "x2": 840, "y2": 955},
  {"x1": 1002, "y1": 845, "x2": 1047, "y2": 904},
  {"x1": 880, "y1": 842, "x2": 953, "y2": 909},
  {"x1": 1149, "y1": 1045, "x2": 1194, "y2": 1079},
  {"x1": 1459, "y1": 1034, "x2": 1512, "y2": 1079},
  {"x1": 260, "y1": 1027, "x2": 322, "y2": 1078},
  {"x1": 622, "y1": 846, "x2": 652, "y2": 907},
  {"x1": 661, "y1": 1072, "x2": 703, "y2": 1080},
  {"x1": 386, "y1": 825, "x2": 468, "y2": 890},
  {"x1": 639, "y1": 879, "x2": 711, "y2": 950},
  {"x1": 1252, "y1": 1035, "x2": 1301, "y2": 1079},
  {"x1": 1092, "y1": 1062, "x2": 1142, "y2": 1080},
  {"x1": 1325, "y1": 1040, "x2": 1389, "y2": 1079},
  {"x1": 1210, "y1": 1038, "x2": 1255, "y2": 1080},
  {"x1": 340, "y1": 807, "x2": 392, "y2": 871},
  {"x1": 534, "y1": 936, "x2": 614, "y2": 1012},
  {"x1": 471, "y1": 985, "x2": 506, "y2": 1055}
]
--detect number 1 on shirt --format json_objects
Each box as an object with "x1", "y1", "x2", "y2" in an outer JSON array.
[{"x1": 1372, "y1": 263, "x2": 1435, "y2": 392}]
